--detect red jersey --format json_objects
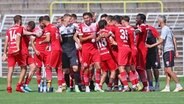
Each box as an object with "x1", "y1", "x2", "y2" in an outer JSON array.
[
  {"x1": 34, "y1": 26, "x2": 48, "y2": 51},
  {"x1": 44, "y1": 24, "x2": 61, "y2": 51},
  {"x1": 106, "y1": 24, "x2": 116, "y2": 34},
  {"x1": 6, "y1": 25, "x2": 23, "y2": 54},
  {"x1": 97, "y1": 29, "x2": 112, "y2": 61},
  {"x1": 126, "y1": 26, "x2": 136, "y2": 49},
  {"x1": 136, "y1": 24, "x2": 148, "y2": 49},
  {"x1": 148, "y1": 25, "x2": 159, "y2": 38},
  {"x1": 78, "y1": 23, "x2": 97, "y2": 50},
  {"x1": 114, "y1": 26, "x2": 130, "y2": 48}
]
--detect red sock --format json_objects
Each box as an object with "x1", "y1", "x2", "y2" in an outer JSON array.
[
  {"x1": 83, "y1": 72, "x2": 89, "y2": 86},
  {"x1": 80, "y1": 70, "x2": 84, "y2": 85},
  {"x1": 25, "y1": 77, "x2": 32, "y2": 85},
  {"x1": 95, "y1": 69, "x2": 101, "y2": 84},
  {"x1": 119, "y1": 72, "x2": 128, "y2": 86},
  {"x1": 56, "y1": 67, "x2": 65, "y2": 85},
  {"x1": 128, "y1": 71, "x2": 136, "y2": 86},
  {"x1": 108, "y1": 78, "x2": 114, "y2": 88},
  {"x1": 137, "y1": 69, "x2": 148, "y2": 87},
  {"x1": 132, "y1": 70, "x2": 139, "y2": 84},
  {"x1": 46, "y1": 67, "x2": 52, "y2": 80},
  {"x1": 36, "y1": 69, "x2": 41, "y2": 85}
]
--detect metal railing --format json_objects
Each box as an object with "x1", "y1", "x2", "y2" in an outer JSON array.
[{"x1": 49, "y1": 0, "x2": 164, "y2": 16}]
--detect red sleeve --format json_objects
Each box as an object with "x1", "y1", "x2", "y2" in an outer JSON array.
[
  {"x1": 128, "y1": 28, "x2": 135, "y2": 48},
  {"x1": 16, "y1": 26, "x2": 23, "y2": 36},
  {"x1": 149, "y1": 26, "x2": 160, "y2": 38}
]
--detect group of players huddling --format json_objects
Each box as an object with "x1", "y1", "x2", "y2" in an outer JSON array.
[{"x1": 3, "y1": 12, "x2": 183, "y2": 93}]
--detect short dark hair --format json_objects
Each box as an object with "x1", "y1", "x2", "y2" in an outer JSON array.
[
  {"x1": 137, "y1": 13, "x2": 146, "y2": 22},
  {"x1": 113, "y1": 15, "x2": 122, "y2": 24},
  {"x1": 43, "y1": 15, "x2": 50, "y2": 22},
  {"x1": 83, "y1": 12, "x2": 93, "y2": 18},
  {"x1": 98, "y1": 20, "x2": 107, "y2": 29},
  {"x1": 71, "y1": 14, "x2": 77, "y2": 20},
  {"x1": 100, "y1": 14, "x2": 108, "y2": 19},
  {"x1": 123, "y1": 16, "x2": 130, "y2": 22},
  {"x1": 63, "y1": 13, "x2": 71, "y2": 17},
  {"x1": 28, "y1": 21, "x2": 35, "y2": 30},
  {"x1": 13, "y1": 15, "x2": 22, "y2": 24},
  {"x1": 107, "y1": 15, "x2": 114, "y2": 21},
  {"x1": 39, "y1": 16, "x2": 43, "y2": 23}
]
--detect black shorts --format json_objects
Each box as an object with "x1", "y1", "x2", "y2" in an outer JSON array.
[
  {"x1": 146, "y1": 49, "x2": 161, "y2": 70},
  {"x1": 62, "y1": 49, "x2": 78, "y2": 69},
  {"x1": 163, "y1": 51, "x2": 175, "y2": 67}
]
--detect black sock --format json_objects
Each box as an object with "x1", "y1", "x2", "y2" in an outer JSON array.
[
  {"x1": 64, "y1": 74, "x2": 70, "y2": 87},
  {"x1": 73, "y1": 72, "x2": 80, "y2": 85}
]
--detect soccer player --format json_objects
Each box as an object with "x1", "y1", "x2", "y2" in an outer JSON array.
[
  {"x1": 39, "y1": 15, "x2": 65, "y2": 93},
  {"x1": 113, "y1": 15, "x2": 131, "y2": 92},
  {"x1": 22, "y1": 21, "x2": 37, "y2": 92},
  {"x1": 3, "y1": 15, "x2": 25, "y2": 93},
  {"x1": 121, "y1": 16, "x2": 141, "y2": 91},
  {"x1": 146, "y1": 15, "x2": 183, "y2": 92},
  {"x1": 145, "y1": 25, "x2": 161, "y2": 91},
  {"x1": 96, "y1": 20, "x2": 117, "y2": 91},
  {"x1": 134, "y1": 13, "x2": 149, "y2": 92},
  {"x1": 100, "y1": 14, "x2": 108, "y2": 20},
  {"x1": 3, "y1": 15, "x2": 36, "y2": 93},
  {"x1": 59, "y1": 14, "x2": 81, "y2": 92},
  {"x1": 78, "y1": 12, "x2": 101, "y2": 92},
  {"x1": 30, "y1": 16, "x2": 47, "y2": 88}
]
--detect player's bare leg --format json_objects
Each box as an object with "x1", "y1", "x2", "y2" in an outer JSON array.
[
  {"x1": 35, "y1": 67, "x2": 42, "y2": 86},
  {"x1": 7, "y1": 67, "x2": 14, "y2": 93},
  {"x1": 16, "y1": 66, "x2": 27, "y2": 93},
  {"x1": 118, "y1": 66, "x2": 129, "y2": 92},
  {"x1": 94, "y1": 62, "x2": 104, "y2": 92},
  {"x1": 99, "y1": 71, "x2": 107, "y2": 90},
  {"x1": 162, "y1": 67, "x2": 183, "y2": 92},
  {"x1": 72, "y1": 65, "x2": 81, "y2": 92},
  {"x1": 108, "y1": 70, "x2": 116, "y2": 91},
  {"x1": 24, "y1": 63, "x2": 36, "y2": 92}
]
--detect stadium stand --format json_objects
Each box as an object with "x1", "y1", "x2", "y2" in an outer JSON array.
[{"x1": 0, "y1": 0, "x2": 184, "y2": 14}]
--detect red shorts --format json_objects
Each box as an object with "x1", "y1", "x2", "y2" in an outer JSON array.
[
  {"x1": 82, "y1": 48, "x2": 100, "y2": 67},
  {"x1": 34, "y1": 51, "x2": 49, "y2": 68},
  {"x1": 101, "y1": 58, "x2": 117, "y2": 72},
  {"x1": 131, "y1": 47, "x2": 138, "y2": 66},
  {"x1": 46, "y1": 50, "x2": 62, "y2": 68},
  {"x1": 136, "y1": 48, "x2": 147, "y2": 70},
  {"x1": 7, "y1": 53, "x2": 26, "y2": 67},
  {"x1": 118, "y1": 46, "x2": 131, "y2": 66}
]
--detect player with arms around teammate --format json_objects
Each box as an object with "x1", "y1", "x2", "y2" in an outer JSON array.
[
  {"x1": 39, "y1": 15, "x2": 65, "y2": 93},
  {"x1": 3, "y1": 15, "x2": 36, "y2": 93},
  {"x1": 59, "y1": 14, "x2": 81, "y2": 92},
  {"x1": 78, "y1": 12, "x2": 101, "y2": 92},
  {"x1": 146, "y1": 15, "x2": 183, "y2": 92},
  {"x1": 134, "y1": 13, "x2": 149, "y2": 92},
  {"x1": 96, "y1": 20, "x2": 117, "y2": 91},
  {"x1": 30, "y1": 16, "x2": 48, "y2": 88},
  {"x1": 121, "y1": 16, "x2": 141, "y2": 91}
]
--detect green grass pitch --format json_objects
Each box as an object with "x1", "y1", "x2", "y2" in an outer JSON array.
[{"x1": 0, "y1": 77, "x2": 184, "y2": 104}]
